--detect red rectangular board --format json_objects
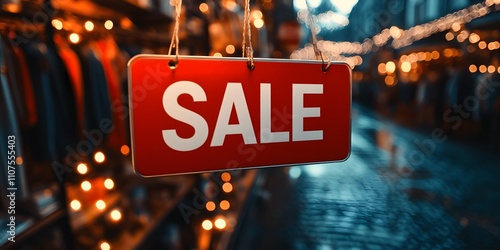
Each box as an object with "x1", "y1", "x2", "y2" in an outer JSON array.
[{"x1": 128, "y1": 55, "x2": 351, "y2": 177}]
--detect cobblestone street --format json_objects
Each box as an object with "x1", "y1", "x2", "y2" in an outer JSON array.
[{"x1": 231, "y1": 105, "x2": 500, "y2": 249}]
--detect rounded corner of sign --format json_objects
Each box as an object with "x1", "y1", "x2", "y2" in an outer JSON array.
[
  {"x1": 127, "y1": 54, "x2": 146, "y2": 68},
  {"x1": 132, "y1": 165, "x2": 151, "y2": 178},
  {"x1": 340, "y1": 148, "x2": 352, "y2": 163}
]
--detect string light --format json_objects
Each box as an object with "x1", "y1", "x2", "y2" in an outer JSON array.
[
  {"x1": 252, "y1": 10, "x2": 263, "y2": 20},
  {"x1": 488, "y1": 65, "x2": 496, "y2": 73},
  {"x1": 120, "y1": 145, "x2": 130, "y2": 156},
  {"x1": 214, "y1": 218, "x2": 226, "y2": 229},
  {"x1": 378, "y1": 63, "x2": 387, "y2": 75},
  {"x1": 104, "y1": 178, "x2": 114, "y2": 190},
  {"x1": 469, "y1": 65, "x2": 478, "y2": 73},
  {"x1": 385, "y1": 61, "x2": 396, "y2": 74},
  {"x1": 401, "y1": 62, "x2": 411, "y2": 73},
  {"x1": 206, "y1": 201, "x2": 216, "y2": 211},
  {"x1": 253, "y1": 19, "x2": 264, "y2": 29},
  {"x1": 479, "y1": 65, "x2": 487, "y2": 73},
  {"x1": 213, "y1": 52, "x2": 222, "y2": 57},
  {"x1": 84, "y1": 21, "x2": 94, "y2": 31},
  {"x1": 385, "y1": 76, "x2": 397, "y2": 87},
  {"x1": 479, "y1": 41, "x2": 487, "y2": 49},
  {"x1": 292, "y1": 1, "x2": 496, "y2": 60},
  {"x1": 225, "y1": 45, "x2": 235, "y2": 54},
  {"x1": 15, "y1": 156, "x2": 23, "y2": 165},
  {"x1": 222, "y1": 183, "x2": 233, "y2": 193},
  {"x1": 94, "y1": 151, "x2": 105, "y2": 163},
  {"x1": 100, "y1": 242, "x2": 111, "y2": 250},
  {"x1": 77, "y1": 163, "x2": 88, "y2": 175},
  {"x1": 469, "y1": 33, "x2": 481, "y2": 43},
  {"x1": 104, "y1": 20, "x2": 114, "y2": 30},
  {"x1": 70, "y1": 200, "x2": 82, "y2": 211},
  {"x1": 96, "y1": 200, "x2": 106, "y2": 210},
  {"x1": 202, "y1": 220, "x2": 213, "y2": 230},
  {"x1": 199, "y1": 3, "x2": 209, "y2": 13},
  {"x1": 69, "y1": 33, "x2": 80, "y2": 44},
  {"x1": 221, "y1": 172, "x2": 231, "y2": 182},
  {"x1": 220, "y1": 200, "x2": 230, "y2": 210},
  {"x1": 52, "y1": 19, "x2": 63, "y2": 30},
  {"x1": 110, "y1": 209, "x2": 122, "y2": 221},
  {"x1": 81, "y1": 181, "x2": 92, "y2": 191}
]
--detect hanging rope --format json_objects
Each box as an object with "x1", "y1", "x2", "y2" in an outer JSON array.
[
  {"x1": 242, "y1": 0, "x2": 255, "y2": 69},
  {"x1": 168, "y1": 0, "x2": 183, "y2": 68},
  {"x1": 305, "y1": 0, "x2": 331, "y2": 72}
]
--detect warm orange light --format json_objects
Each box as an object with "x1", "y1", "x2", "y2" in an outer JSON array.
[
  {"x1": 104, "y1": 20, "x2": 114, "y2": 30},
  {"x1": 52, "y1": 19, "x2": 63, "y2": 30},
  {"x1": 488, "y1": 65, "x2": 496, "y2": 73},
  {"x1": 389, "y1": 26, "x2": 402, "y2": 39},
  {"x1": 110, "y1": 209, "x2": 122, "y2": 221},
  {"x1": 445, "y1": 32, "x2": 454, "y2": 41},
  {"x1": 451, "y1": 22, "x2": 461, "y2": 32},
  {"x1": 69, "y1": 33, "x2": 80, "y2": 44},
  {"x1": 220, "y1": 200, "x2": 230, "y2": 210},
  {"x1": 431, "y1": 51, "x2": 440, "y2": 60},
  {"x1": 70, "y1": 200, "x2": 82, "y2": 211},
  {"x1": 199, "y1": 3, "x2": 209, "y2": 13},
  {"x1": 479, "y1": 41, "x2": 487, "y2": 50},
  {"x1": 104, "y1": 178, "x2": 114, "y2": 190},
  {"x1": 202, "y1": 220, "x2": 213, "y2": 230},
  {"x1": 424, "y1": 52, "x2": 432, "y2": 61},
  {"x1": 401, "y1": 61, "x2": 411, "y2": 73},
  {"x1": 213, "y1": 52, "x2": 222, "y2": 57},
  {"x1": 418, "y1": 52, "x2": 426, "y2": 61},
  {"x1": 121, "y1": 17, "x2": 133, "y2": 30},
  {"x1": 222, "y1": 183, "x2": 233, "y2": 193},
  {"x1": 77, "y1": 163, "x2": 88, "y2": 174},
  {"x1": 469, "y1": 65, "x2": 478, "y2": 73},
  {"x1": 3, "y1": 3, "x2": 21, "y2": 13},
  {"x1": 84, "y1": 21, "x2": 94, "y2": 31},
  {"x1": 479, "y1": 65, "x2": 487, "y2": 73},
  {"x1": 225, "y1": 45, "x2": 235, "y2": 54},
  {"x1": 96, "y1": 200, "x2": 106, "y2": 210},
  {"x1": 469, "y1": 33, "x2": 480, "y2": 43},
  {"x1": 81, "y1": 181, "x2": 92, "y2": 191},
  {"x1": 488, "y1": 42, "x2": 496, "y2": 51},
  {"x1": 15, "y1": 156, "x2": 23, "y2": 165},
  {"x1": 206, "y1": 201, "x2": 216, "y2": 211},
  {"x1": 252, "y1": 10, "x2": 263, "y2": 20},
  {"x1": 100, "y1": 241, "x2": 111, "y2": 250},
  {"x1": 443, "y1": 48, "x2": 453, "y2": 57},
  {"x1": 221, "y1": 172, "x2": 231, "y2": 182},
  {"x1": 385, "y1": 76, "x2": 396, "y2": 86},
  {"x1": 253, "y1": 19, "x2": 264, "y2": 29},
  {"x1": 120, "y1": 145, "x2": 130, "y2": 156},
  {"x1": 498, "y1": 66, "x2": 500, "y2": 74},
  {"x1": 378, "y1": 63, "x2": 387, "y2": 75},
  {"x1": 214, "y1": 218, "x2": 226, "y2": 229},
  {"x1": 94, "y1": 151, "x2": 105, "y2": 163},
  {"x1": 385, "y1": 61, "x2": 396, "y2": 74}
]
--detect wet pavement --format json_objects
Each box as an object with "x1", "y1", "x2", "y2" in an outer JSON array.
[{"x1": 231, "y1": 104, "x2": 500, "y2": 249}]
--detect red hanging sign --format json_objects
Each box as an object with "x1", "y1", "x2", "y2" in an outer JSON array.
[{"x1": 128, "y1": 56, "x2": 351, "y2": 177}]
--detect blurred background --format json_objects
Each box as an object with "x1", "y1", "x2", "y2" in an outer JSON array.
[{"x1": 1, "y1": 0, "x2": 500, "y2": 249}]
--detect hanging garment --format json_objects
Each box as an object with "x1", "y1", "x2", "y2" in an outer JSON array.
[
  {"x1": 0, "y1": 34, "x2": 29, "y2": 203},
  {"x1": 95, "y1": 37, "x2": 127, "y2": 149},
  {"x1": 73, "y1": 43, "x2": 113, "y2": 149},
  {"x1": 20, "y1": 40, "x2": 58, "y2": 162},
  {"x1": 12, "y1": 43, "x2": 37, "y2": 127},
  {"x1": 54, "y1": 35, "x2": 85, "y2": 135},
  {"x1": 1, "y1": 33, "x2": 29, "y2": 128}
]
